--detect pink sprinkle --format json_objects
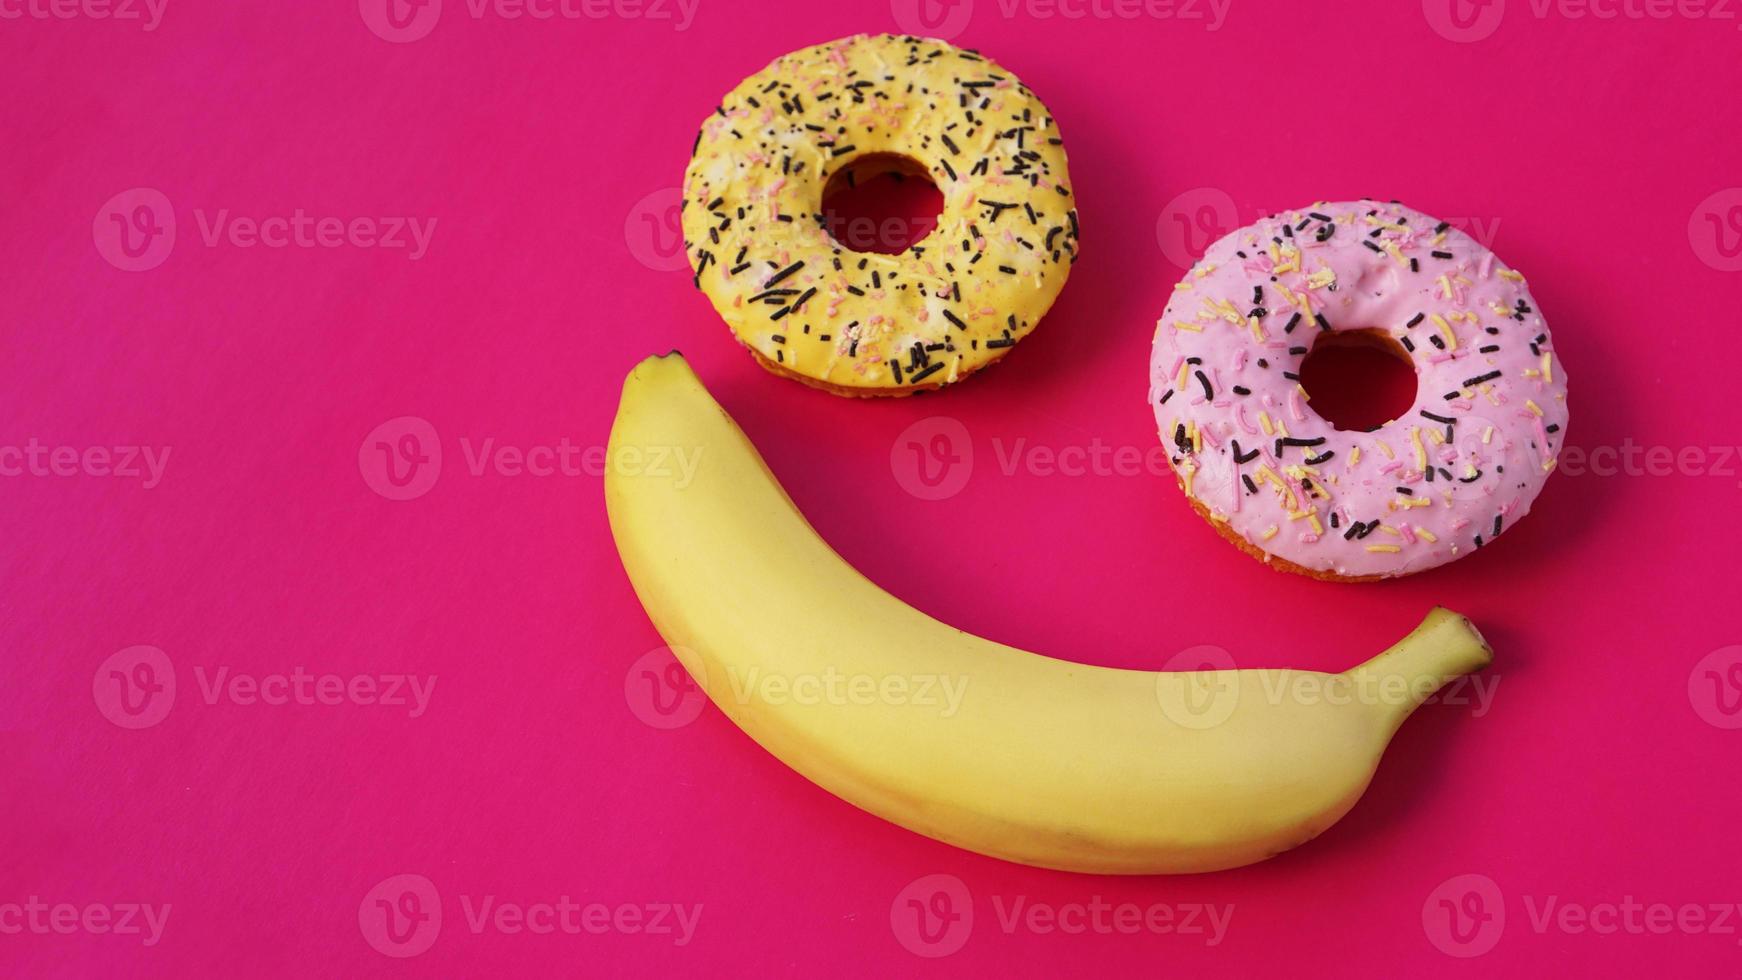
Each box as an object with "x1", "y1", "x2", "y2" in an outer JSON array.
[
  {"x1": 1379, "y1": 460, "x2": 1403, "y2": 475},
  {"x1": 1479, "y1": 251, "x2": 1496, "y2": 279},
  {"x1": 1190, "y1": 396, "x2": 1207, "y2": 406},
  {"x1": 1235, "y1": 405, "x2": 1258, "y2": 435},
  {"x1": 1299, "y1": 533, "x2": 1320, "y2": 544},
  {"x1": 1288, "y1": 389, "x2": 1306, "y2": 422},
  {"x1": 1200, "y1": 427, "x2": 1221, "y2": 450},
  {"x1": 1231, "y1": 349, "x2": 1248, "y2": 371},
  {"x1": 1168, "y1": 355, "x2": 1184, "y2": 378},
  {"x1": 1449, "y1": 399, "x2": 1473, "y2": 412},
  {"x1": 1399, "y1": 524, "x2": 1418, "y2": 545},
  {"x1": 1451, "y1": 518, "x2": 1472, "y2": 532}
]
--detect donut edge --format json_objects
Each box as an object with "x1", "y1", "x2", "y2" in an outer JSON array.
[
  {"x1": 742, "y1": 341, "x2": 992, "y2": 397},
  {"x1": 1182, "y1": 493, "x2": 1393, "y2": 584}
]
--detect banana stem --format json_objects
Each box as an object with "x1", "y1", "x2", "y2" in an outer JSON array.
[{"x1": 1344, "y1": 608, "x2": 1494, "y2": 720}]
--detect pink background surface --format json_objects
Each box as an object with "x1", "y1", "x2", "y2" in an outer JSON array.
[{"x1": 4, "y1": 0, "x2": 1741, "y2": 975}]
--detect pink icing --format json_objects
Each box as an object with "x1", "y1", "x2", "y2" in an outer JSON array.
[{"x1": 1148, "y1": 201, "x2": 1569, "y2": 578}]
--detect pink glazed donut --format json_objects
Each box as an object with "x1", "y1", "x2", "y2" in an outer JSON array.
[{"x1": 1149, "y1": 200, "x2": 1568, "y2": 581}]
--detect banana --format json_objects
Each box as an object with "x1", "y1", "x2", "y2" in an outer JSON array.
[{"x1": 605, "y1": 353, "x2": 1494, "y2": 874}]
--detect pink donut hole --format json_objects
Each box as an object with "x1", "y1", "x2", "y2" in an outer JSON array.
[{"x1": 1298, "y1": 328, "x2": 1420, "y2": 432}]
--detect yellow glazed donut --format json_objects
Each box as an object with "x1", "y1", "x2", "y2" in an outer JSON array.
[{"x1": 681, "y1": 34, "x2": 1080, "y2": 396}]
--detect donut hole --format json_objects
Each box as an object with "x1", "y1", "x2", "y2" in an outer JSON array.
[
  {"x1": 1298, "y1": 328, "x2": 1419, "y2": 432},
  {"x1": 820, "y1": 154, "x2": 942, "y2": 255}
]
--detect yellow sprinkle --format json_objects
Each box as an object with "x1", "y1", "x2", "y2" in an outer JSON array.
[
  {"x1": 1482, "y1": 426, "x2": 1495, "y2": 445},
  {"x1": 1182, "y1": 461, "x2": 1197, "y2": 496},
  {"x1": 1416, "y1": 528, "x2": 1438, "y2": 543},
  {"x1": 1432, "y1": 232, "x2": 1448, "y2": 247},
  {"x1": 1525, "y1": 399, "x2": 1544, "y2": 417},
  {"x1": 1174, "y1": 281, "x2": 1194, "y2": 291},
  {"x1": 1295, "y1": 382, "x2": 1310, "y2": 402},
  {"x1": 1395, "y1": 497, "x2": 1431, "y2": 509},
  {"x1": 1191, "y1": 421, "x2": 1203, "y2": 454},
  {"x1": 1308, "y1": 513, "x2": 1323, "y2": 536},
  {"x1": 1379, "y1": 524, "x2": 1402, "y2": 537},
  {"x1": 1249, "y1": 316, "x2": 1264, "y2": 342},
  {"x1": 1543, "y1": 458, "x2": 1558, "y2": 473},
  {"x1": 1377, "y1": 440, "x2": 1395, "y2": 460},
  {"x1": 1365, "y1": 544, "x2": 1402, "y2": 553},
  {"x1": 1259, "y1": 412, "x2": 1274, "y2": 436},
  {"x1": 1261, "y1": 524, "x2": 1279, "y2": 541},
  {"x1": 1175, "y1": 361, "x2": 1190, "y2": 391},
  {"x1": 1174, "y1": 320, "x2": 1203, "y2": 332},
  {"x1": 1350, "y1": 446, "x2": 1361, "y2": 466},
  {"x1": 1410, "y1": 426, "x2": 1427, "y2": 470},
  {"x1": 1306, "y1": 268, "x2": 1337, "y2": 290},
  {"x1": 1499, "y1": 269, "x2": 1526, "y2": 283},
  {"x1": 1438, "y1": 275, "x2": 1455, "y2": 300},
  {"x1": 1433, "y1": 314, "x2": 1458, "y2": 351},
  {"x1": 1541, "y1": 350, "x2": 1553, "y2": 384},
  {"x1": 1427, "y1": 428, "x2": 1445, "y2": 446}
]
